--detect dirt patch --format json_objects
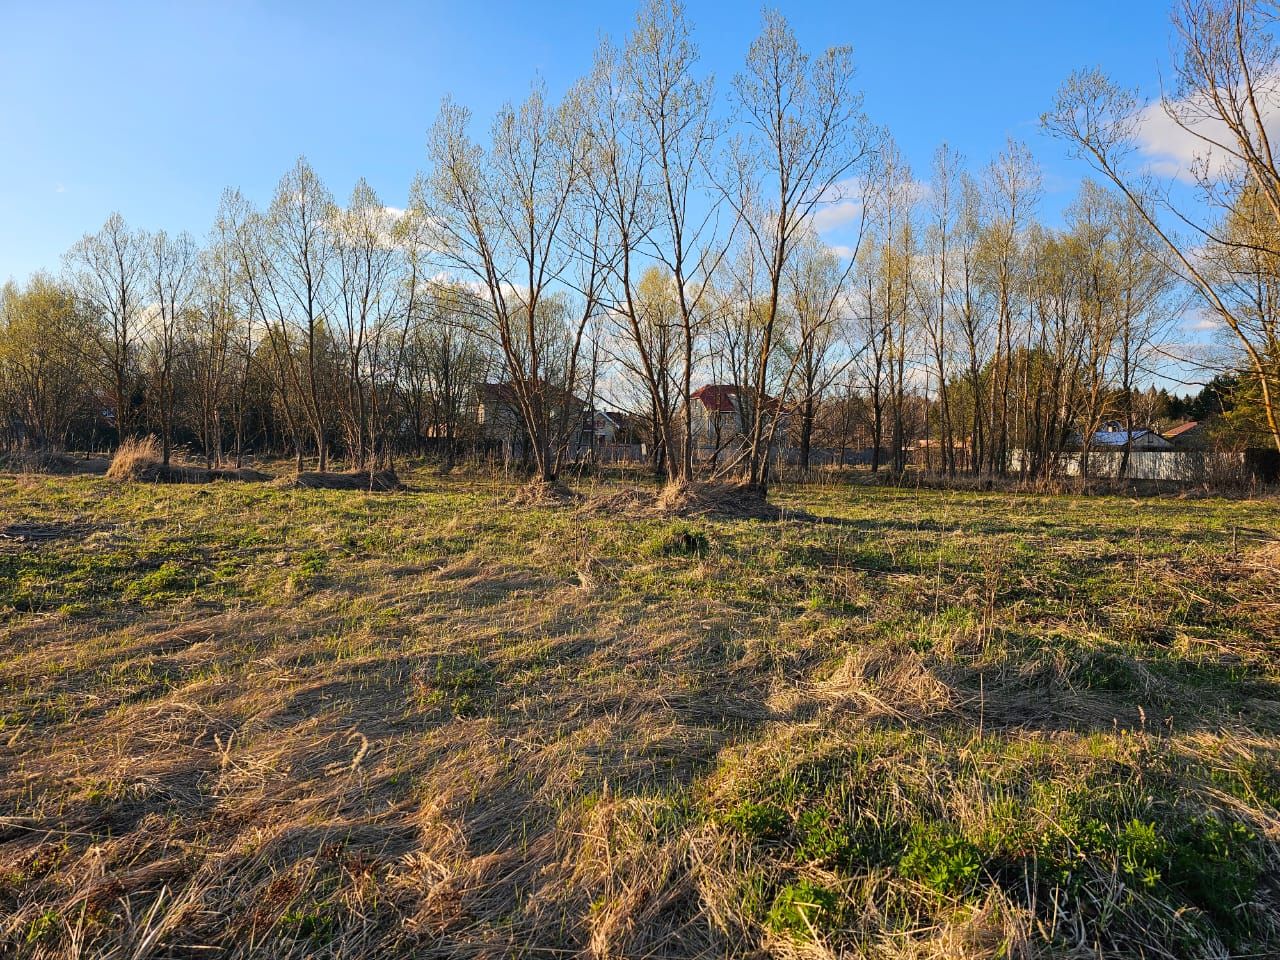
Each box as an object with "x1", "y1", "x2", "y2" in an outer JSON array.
[
  {"x1": 274, "y1": 468, "x2": 405, "y2": 492},
  {"x1": 0, "y1": 451, "x2": 110, "y2": 476},
  {"x1": 0, "y1": 521, "x2": 99, "y2": 546}
]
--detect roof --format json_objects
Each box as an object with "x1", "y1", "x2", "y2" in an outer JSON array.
[
  {"x1": 477, "y1": 381, "x2": 585, "y2": 409},
  {"x1": 690, "y1": 384, "x2": 783, "y2": 414},
  {"x1": 690, "y1": 384, "x2": 739, "y2": 414},
  {"x1": 1162, "y1": 421, "x2": 1201, "y2": 439},
  {"x1": 1091, "y1": 428, "x2": 1165, "y2": 447}
]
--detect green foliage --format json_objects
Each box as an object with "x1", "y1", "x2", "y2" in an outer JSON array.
[
  {"x1": 767, "y1": 880, "x2": 840, "y2": 941},
  {"x1": 24, "y1": 909, "x2": 59, "y2": 945},
  {"x1": 413, "y1": 651, "x2": 495, "y2": 716},
  {"x1": 122, "y1": 560, "x2": 195, "y2": 602},
  {"x1": 288, "y1": 548, "x2": 329, "y2": 592},
  {"x1": 793, "y1": 807, "x2": 855, "y2": 865},
  {"x1": 279, "y1": 906, "x2": 335, "y2": 944},
  {"x1": 640, "y1": 522, "x2": 710, "y2": 559},
  {"x1": 1075, "y1": 649, "x2": 1140, "y2": 692},
  {"x1": 1168, "y1": 817, "x2": 1262, "y2": 928},
  {"x1": 898, "y1": 823, "x2": 983, "y2": 896},
  {"x1": 722, "y1": 800, "x2": 788, "y2": 842}
]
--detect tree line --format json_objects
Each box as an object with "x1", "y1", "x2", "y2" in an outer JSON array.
[{"x1": 2, "y1": 0, "x2": 1277, "y2": 491}]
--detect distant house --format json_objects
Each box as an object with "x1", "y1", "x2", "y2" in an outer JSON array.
[
  {"x1": 689, "y1": 385, "x2": 742, "y2": 445},
  {"x1": 689, "y1": 384, "x2": 788, "y2": 460},
  {"x1": 602, "y1": 411, "x2": 646, "y2": 446},
  {"x1": 588, "y1": 410, "x2": 620, "y2": 446},
  {"x1": 1088, "y1": 422, "x2": 1174, "y2": 451},
  {"x1": 475, "y1": 382, "x2": 590, "y2": 456},
  {"x1": 1162, "y1": 420, "x2": 1209, "y2": 450}
]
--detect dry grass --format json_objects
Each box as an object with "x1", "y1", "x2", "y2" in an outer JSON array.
[
  {"x1": 1, "y1": 472, "x2": 1279, "y2": 958},
  {"x1": 102, "y1": 438, "x2": 274, "y2": 485},
  {"x1": 580, "y1": 480, "x2": 801, "y2": 521},
  {"x1": 510, "y1": 477, "x2": 581, "y2": 506},
  {"x1": 105, "y1": 436, "x2": 163, "y2": 481}
]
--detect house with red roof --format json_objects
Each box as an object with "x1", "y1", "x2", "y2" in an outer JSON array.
[
  {"x1": 1162, "y1": 420, "x2": 1209, "y2": 450},
  {"x1": 688, "y1": 384, "x2": 787, "y2": 460}
]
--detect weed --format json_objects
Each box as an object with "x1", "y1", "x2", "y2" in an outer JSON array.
[
  {"x1": 898, "y1": 823, "x2": 983, "y2": 896},
  {"x1": 767, "y1": 880, "x2": 840, "y2": 941},
  {"x1": 640, "y1": 522, "x2": 710, "y2": 559}
]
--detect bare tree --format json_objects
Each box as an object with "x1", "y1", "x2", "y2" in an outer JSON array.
[
  {"x1": 917, "y1": 144, "x2": 964, "y2": 476},
  {"x1": 978, "y1": 139, "x2": 1041, "y2": 475},
  {"x1": 64, "y1": 213, "x2": 147, "y2": 442},
  {"x1": 333, "y1": 180, "x2": 400, "y2": 469},
  {"x1": 785, "y1": 231, "x2": 850, "y2": 472},
  {"x1": 143, "y1": 229, "x2": 199, "y2": 465},
  {"x1": 423, "y1": 85, "x2": 599, "y2": 484},
  {"x1": 625, "y1": 0, "x2": 728, "y2": 483},
  {"x1": 257, "y1": 158, "x2": 338, "y2": 471},
  {"x1": 723, "y1": 9, "x2": 875, "y2": 492}
]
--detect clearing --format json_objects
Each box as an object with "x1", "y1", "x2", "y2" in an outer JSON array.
[{"x1": 1, "y1": 470, "x2": 1279, "y2": 958}]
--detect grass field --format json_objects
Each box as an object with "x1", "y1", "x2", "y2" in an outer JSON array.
[{"x1": 2, "y1": 469, "x2": 1279, "y2": 958}]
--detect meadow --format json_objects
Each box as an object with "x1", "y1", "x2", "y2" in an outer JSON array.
[{"x1": 2, "y1": 469, "x2": 1279, "y2": 958}]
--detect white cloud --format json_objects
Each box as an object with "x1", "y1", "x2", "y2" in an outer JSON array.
[
  {"x1": 1180, "y1": 305, "x2": 1220, "y2": 334},
  {"x1": 809, "y1": 177, "x2": 865, "y2": 234},
  {"x1": 812, "y1": 200, "x2": 863, "y2": 233},
  {"x1": 809, "y1": 176, "x2": 931, "y2": 235},
  {"x1": 1136, "y1": 79, "x2": 1280, "y2": 184}
]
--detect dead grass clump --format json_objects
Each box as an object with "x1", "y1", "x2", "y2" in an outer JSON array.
[
  {"x1": 579, "y1": 487, "x2": 654, "y2": 516},
  {"x1": 276, "y1": 468, "x2": 404, "y2": 491},
  {"x1": 657, "y1": 481, "x2": 786, "y2": 520},
  {"x1": 152, "y1": 464, "x2": 273, "y2": 484},
  {"x1": 107, "y1": 438, "x2": 273, "y2": 484},
  {"x1": 106, "y1": 436, "x2": 162, "y2": 480},
  {"x1": 511, "y1": 478, "x2": 581, "y2": 507}
]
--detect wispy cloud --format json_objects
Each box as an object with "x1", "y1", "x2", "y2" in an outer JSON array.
[
  {"x1": 810, "y1": 177, "x2": 865, "y2": 233},
  {"x1": 1136, "y1": 80, "x2": 1280, "y2": 184}
]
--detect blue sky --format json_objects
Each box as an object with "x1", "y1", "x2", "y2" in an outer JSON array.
[{"x1": 1, "y1": 0, "x2": 1181, "y2": 284}]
